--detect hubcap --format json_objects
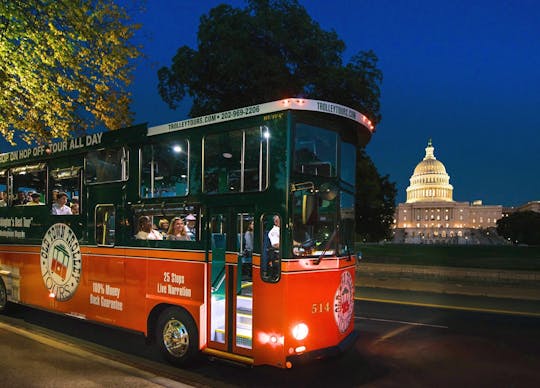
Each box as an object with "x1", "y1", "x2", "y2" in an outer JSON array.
[{"x1": 163, "y1": 318, "x2": 189, "y2": 358}]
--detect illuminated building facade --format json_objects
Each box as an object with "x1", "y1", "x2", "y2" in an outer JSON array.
[{"x1": 394, "y1": 140, "x2": 503, "y2": 244}]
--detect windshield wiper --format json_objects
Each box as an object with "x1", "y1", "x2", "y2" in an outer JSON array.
[{"x1": 313, "y1": 228, "x2": 338, "y2": 265}]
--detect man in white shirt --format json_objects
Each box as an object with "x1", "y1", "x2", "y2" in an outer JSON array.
[
  {"x1": 268, "y1": 215, "x2": 280, "y2": 248},
  {"x1": 135, "y1": 215, "x2": 163, "y2": 240},
  {"x1": 51, "y1": 192, "x2": 72, "y2": 215}
]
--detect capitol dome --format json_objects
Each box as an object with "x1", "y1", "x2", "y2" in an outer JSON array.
[{"x1": 406, "y1": 139, "x2": 453, "y2": 203}]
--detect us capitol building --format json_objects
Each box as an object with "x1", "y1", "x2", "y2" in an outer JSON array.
[{"x1": 393, "y1": 140, "x2": 503, "y2": 244}]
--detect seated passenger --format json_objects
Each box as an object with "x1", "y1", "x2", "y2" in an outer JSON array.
[
  {"x1": 158, "y1": 218, "x2": 169, "y2": 238},
  {"x1": 71, "y1": 202, "x2": 80, "y2": 215},
  {"x1": 0, "y1": 191, "x2": 7, "y2": 207},
  {"x1": 167, "y1": 217, "x2": 189, "y2": 240},
  {"x1": 27, "y1": 192, "x2": 44, "y2": 205},
  {"x1": 185, "y1": 213, "x2": 197, "y2": 240},
  {"x1": 135, "y1": 215, "x2": 163, "y2": 240},
  {"x1": 12, "y1": 191, "x2": 28, "y2": 206},
  {"x1": 51, "y1": 192, "x2": 72, "y2": 215}
]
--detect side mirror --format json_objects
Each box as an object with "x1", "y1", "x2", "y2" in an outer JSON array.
[{"x1": 302, "y1": 193, "x2": 318, "y2": 225}]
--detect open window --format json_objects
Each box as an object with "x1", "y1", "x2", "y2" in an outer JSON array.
[
  {"x1": 261, "y1": 214, "x2": 280, "y2": 282},
  {"x1": 0, "y1": 170, "x2": 7, "y2": 207},
  {"x1": 50, "y1": 166, "x2": 82, "y2": 215},
  {"x1": 95, "y1": 205, "x2": 115, "y2": 246},
  {"x1": 11, "y1": 163, "x2": 47, "y2": 205}
]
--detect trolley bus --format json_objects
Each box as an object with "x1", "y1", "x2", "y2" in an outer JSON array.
[{"x1": 0, "y1": 98, "x2": 374, "y2": 368}]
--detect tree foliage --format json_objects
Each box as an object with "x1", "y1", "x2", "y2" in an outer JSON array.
[
  {"x1": 158, "y1": 0, "x2": 382, "y2": 123},
  {"x1": 356, "y1": 149, "x2": 397, "y2": 242},
  {"x1": 158, "y1": 0, "x2": 396, "y2": 240},
  {"x1": 0, "y1": 0, "x2": 140, "y2": 144},
  {"x1": 497, "y1": 211, "x2": 540, "y2": 245}
]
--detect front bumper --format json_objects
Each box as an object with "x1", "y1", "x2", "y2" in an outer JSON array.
[{"x1": 285, "y1": 330, "x2": 358, "y2": 366}]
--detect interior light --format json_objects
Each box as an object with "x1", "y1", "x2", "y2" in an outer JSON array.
[
  {"x1": 222, "y1": 152, "x2": 233, "y2": 159},
  {"x1": 263, "y1": 131, "x2": 270, "y2": 139},
  {"x1": 292, "y1": 323, "x2": 309, "y2": 340},
  {"x1": 173, "y1": 145, "x2": 182, "y2": 153}
]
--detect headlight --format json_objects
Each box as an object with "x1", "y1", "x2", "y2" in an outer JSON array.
[{"x1": 292, "y1": 323, "x2": 309, "y2": 340}]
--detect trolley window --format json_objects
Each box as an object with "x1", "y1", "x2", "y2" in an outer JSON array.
[
  {"x1": 85, "y1": 148, "x2": 128, "y2": 184},
  {"x1": 204, "y1": 127, "x2": 268, "y2": 193},
  {"x1": 140, "y1": 140, "x2": 189, "y2": 198}
]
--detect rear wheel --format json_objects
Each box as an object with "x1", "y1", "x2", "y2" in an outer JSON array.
[
  {"x1": 155, "y1": 307, "x2": 199, "y2": 366},
  {"x1": 0, "y1": 278, "x2": 8, "y2": 313}
]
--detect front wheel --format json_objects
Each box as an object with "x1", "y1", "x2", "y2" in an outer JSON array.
[
  {"x1": 155, "y1": 307, "x2": 199, "y2": 366},
  {"x1": 0, "y1": 277, "x2": 9, "y2": 313}
]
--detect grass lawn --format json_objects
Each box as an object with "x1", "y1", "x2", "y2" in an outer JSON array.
[{"x1": 355, "y1": 243, "x2": 540, "y2": 271}]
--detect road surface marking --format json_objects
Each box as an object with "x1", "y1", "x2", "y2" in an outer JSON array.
[
  {"x1": 373, "y1": 324, "x2": 413, "y2": 343},
  {"x1": 355, "y1": 316, "x2": 448, "y2": 329}
]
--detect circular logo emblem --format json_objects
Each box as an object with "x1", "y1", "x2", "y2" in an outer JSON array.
[
  {"x1": 333, "y1": 270, "x2": 354, "y2": 333},
  {"x1": 40, "y1": 223, "x2": 82, "y2": 301}
]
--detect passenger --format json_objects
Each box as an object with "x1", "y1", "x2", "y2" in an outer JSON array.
[
  {"x1": 12, "y1": 191, "x2": 27, "y2": 206},
  {"x1": 185, "y1": 214, "x2": 197, "y2": 240},
  {"x1": 135, "y1": 215, "x2": 163, "y2": 240},
  {"x1": 27, "y1": 192, "x2": 44, "y2": 205},
  {"x1": 0, "y1": 191, "x2": 8, "y2": 207},
  {"x1": 167, "y1": 217, "x2": 189, "y2": 240},
  {"x1": 70, "y1": 202, "x2": 80, "y2": 215},
  {"x1": 244, "y1": 221, "x2": 254, "y2": 253},
  {"x1": 51, "y1": 192, "x2": 72, "y2": 215},
  {"x1": 158, "y1": 218, "x2": 169, "y2": 238},
  {"x1": 268, "y1": 215, "x2": 280, "y2": 249}
]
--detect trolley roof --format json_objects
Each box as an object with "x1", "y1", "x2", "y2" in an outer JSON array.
[{"x1": 148, "y1": 98, "x2": 374, "y2": 137}]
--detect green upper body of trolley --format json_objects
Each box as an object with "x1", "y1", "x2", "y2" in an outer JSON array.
[{"x1": 0, "y1": 99, "x2": 374, "y2": 267}]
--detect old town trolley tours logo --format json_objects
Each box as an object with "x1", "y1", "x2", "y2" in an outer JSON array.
[
  {"x1": 333, "y1": 271, "x2": 354, "y2": 333},
  {"x1": 40, "y1": 223, "x2": 82, "y2": 301}
]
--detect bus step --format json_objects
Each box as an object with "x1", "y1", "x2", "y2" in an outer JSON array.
[{"x1": 236, "y1": 312, "x2": 252, "y2": 326}]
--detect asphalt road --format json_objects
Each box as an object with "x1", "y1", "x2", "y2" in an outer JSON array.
[{"x1": 1, "y1": 294, "x2": 539, "y2": 387}]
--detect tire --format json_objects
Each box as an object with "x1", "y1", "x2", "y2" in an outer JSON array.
[
  {"x1": 0, "y1": 277, "x2": 9, "y2": 313},
  {"x1": 155, "y1": 307, "x2": 199, "y2": 366}
]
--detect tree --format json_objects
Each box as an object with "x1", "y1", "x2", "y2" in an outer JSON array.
[
  {"x1": 497, "y1": 211, "x2": 540, "y2": 245},
  {"x1": 158, "y1": 0, "x2": 382, "y2": 123},
  {"x1": 158, "y1": 0, "x2": 395, "y2": 240},
  {"x1": 0, "y1": 0, "x2": 140, "y2": 144},
  {"x1": 355, "y1": 149, "x2": 397, "y2": 242}
]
